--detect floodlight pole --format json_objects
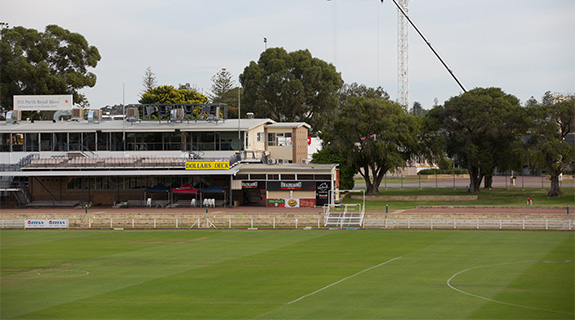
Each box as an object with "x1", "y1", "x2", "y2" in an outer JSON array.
[{"x1": 388, "y1": 0, "x2": 467, "y2": 93}]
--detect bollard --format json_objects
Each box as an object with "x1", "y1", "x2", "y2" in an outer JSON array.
[
  {"x1": 568, "y1": 205, "x2": 570, "y2": 215},
  {"x1": 85, "y1": 204, "x2": 88, "y2": 214},
  {"x1": 386, "y1": 204, "x2": 388, "y2": 213}
]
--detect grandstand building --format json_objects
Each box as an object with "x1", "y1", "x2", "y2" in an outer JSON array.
[{"x1": 0, "y1": 104, "x2": 338, "y2": 208}]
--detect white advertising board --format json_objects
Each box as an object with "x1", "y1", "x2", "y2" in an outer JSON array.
[
  {"x1": 14, "y1": 95, "x2": 73, "y2": 111},
  {"x1": 25, "y1": 219, "x2": 69, "y2": 229}
]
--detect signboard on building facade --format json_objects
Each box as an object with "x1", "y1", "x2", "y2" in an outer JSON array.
[
  {"x1": 315, "y1": 181, "x2": 331, "y2": 207},
  {"x1": 14, "y1": 95, "x2": 73, "y2": 111},
  {"x1": 267, "y1": 181, "x2": 315, "y2": 191},
  {"x1": 185, "y1": 161, "x2": 230, "y2": 170},
  {"x1": 241, "y1": 181, "x2": 265, "y2": 189}
]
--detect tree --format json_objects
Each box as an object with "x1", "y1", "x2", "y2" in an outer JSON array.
[
  {"x1": 141, "y1": 67, "x2": 158, "y2": 96},
  {"x1": 0, "y1": 24, "x2": 100, "y2": 109},
  {"x1": 311, "y1": 146, "x2": 356, "y2": 190},
  {"x1": 429, "y1": 87, "x2": 526, "y2": 193},
  {"x1": 239, "y1": 48, "x2": 343, "y2": 132},
  {"x1": 324, "y1": 97, "x2": 420, "y2": 194},
  {"x1": 339, "y1": 82, "x2": 389, "y2": 107},
  {"x1": 209, "y1": 68, "x2": 235, "y2": 102},
  {"x1": 139, "y1": 85, "x2": 208, "y2": 105},
  {"x1": 526, "y1": 98, "x2": 574, "y2": 197},
  {"x1": 209, "y1": 68, "x2": 240, "y2": 118},
  {"x1": 411, "y1": 101, "x2": 426, "y2": 115}
]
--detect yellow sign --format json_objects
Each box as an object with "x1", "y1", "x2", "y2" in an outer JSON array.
[{"x1": 185, "y1": 161, "x2": 230, "y2": 170}]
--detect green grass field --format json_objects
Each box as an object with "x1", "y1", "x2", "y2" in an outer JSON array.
[
  {"x1": 1, "y1": 230, "x2": 573, "y2": 319},
  {"x1": 347, "y1": 187, "x2": 575, "y2": 210}
]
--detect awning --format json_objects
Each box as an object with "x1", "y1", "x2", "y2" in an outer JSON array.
[
  {"x1": 172, "y1": 183, "x2": 198, "y2": 193},
  {"x1": 201, "y1": 184, "x2": 226, "y2": 193},
  {"x1": 146, "y1": 183, "x2": 170, "y2": 193}
]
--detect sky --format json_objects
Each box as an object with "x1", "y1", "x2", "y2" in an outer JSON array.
[{"x1": 1, "y1": 0, "x2": 574, "y2": 110}]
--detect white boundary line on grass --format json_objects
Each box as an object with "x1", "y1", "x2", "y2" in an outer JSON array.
[
  {"x1": 447, "y1": 260, "x2": 575, "y2": 316},
  {"x1": 288, "y1": 256, "x2": 402, "y2": 304}
]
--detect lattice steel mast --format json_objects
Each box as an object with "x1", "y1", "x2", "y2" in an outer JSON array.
[
  {"x1": 388, "y1": 0, "x2": 467, "y2": 102},
  {"x1": 397, "y1": 0, "x2": 409, "y2": 107}
]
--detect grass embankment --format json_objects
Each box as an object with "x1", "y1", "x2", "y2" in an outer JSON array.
[{"x1": 343, "y1": 187, "x2": 575, "y2": 211}]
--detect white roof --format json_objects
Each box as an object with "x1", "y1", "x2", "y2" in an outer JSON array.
[
  {"x1": 0, "y1": 118, "x2": 274, "y2": 133},
  {"x1": 266, "y1": 122, "x2": 311, "y2": 129}
]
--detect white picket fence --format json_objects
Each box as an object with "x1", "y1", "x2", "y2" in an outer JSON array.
[
  {"x1": 363, "y1": 218, "x2": 574, "y2": 231},
  {"x1": 2, "y1": 218, "x2": 573, "y2": 231}
]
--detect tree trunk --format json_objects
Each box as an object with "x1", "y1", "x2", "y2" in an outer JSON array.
[
  {"x1": 468, "y1": 165, "x2": 483, "y2": 193},
  {"x1": 548, "y1": 174, "x2": 563, "y2": 197},
  {"x1": 483, "y1": 175, "x2": 493, "y2": 189}
]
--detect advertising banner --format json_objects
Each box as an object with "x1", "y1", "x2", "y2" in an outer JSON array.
[
  {"x1": 14, "y1": 95, "x2": 73, "y2": 111},
  {"x1": 25, "y1": 219, "x2": 69, "y2": 229},
  {"x1": 267, "y1": 199, "x2": 285, "y2": 207},
  {"x1": 267, "y1": 181, "x2": 315, "y2": 191},
  {"x1": 285, "y1": 198, "x2": 299, "y2": 208},
  {"x1": 241, "y1": 181, "x2": 264, "y2": 189},
  {"x1": 315, "y1": 181, "x2": 331, "y2": 207},
  {"x1": 185, "y1": 161, "x2": 230, "y2": 170}
]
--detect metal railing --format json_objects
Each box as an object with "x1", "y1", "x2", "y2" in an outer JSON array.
[{"x1": 363, "y1": 218, "x2": 574, "y2": 231}]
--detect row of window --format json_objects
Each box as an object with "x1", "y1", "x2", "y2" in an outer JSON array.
[
  {"x1": 0, "y1": 131, "x2": 244, "y2": 152},
  {"x1": 64, "y1": 176, "x2": 207, "y2": 191},
  {"x1": 60, "y1": 174, "x2": 332, "y2": 191},
  {"x1": 234, "y1": 173, "x2": 332, "y2": 181}
]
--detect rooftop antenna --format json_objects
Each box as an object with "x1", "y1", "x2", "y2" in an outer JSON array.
[{"x1": 397, "y1": 0, "x2": 409, "y2": 106}]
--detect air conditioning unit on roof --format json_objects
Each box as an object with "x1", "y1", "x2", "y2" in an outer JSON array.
[{"x1": 71, "y1": 108, "x2": 84, "y2": 120}]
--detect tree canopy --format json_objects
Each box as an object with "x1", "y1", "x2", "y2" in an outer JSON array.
[
  {"x1": 0, "y1": 24, "x2": 101, "y2": 109},
  {"x1": 209, "y1": 68, "x2": 240, "y2": 118},
  {"x1": 139, "y1": 85, "x2": 208, "y2": 105},
  {"x1": 428, "y1": 87, "x2": 526, "y2": 193},
  {"x1": 526, "y1": 97, "x2": 574, "y2": 197},
  {"x1": 140, "y1": 67, "x2": 158, "y2": 97},
  {"x1": 239, "y1": 48, "x2": 343, "y2": 132},
  {"x1": 324, "y1": 96, "x2": 420, "y2": 194}
]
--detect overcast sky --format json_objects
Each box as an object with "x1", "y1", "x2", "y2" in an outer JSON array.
[{"x1": 2, "y1": 0, "x2": 574, "y2": 109}]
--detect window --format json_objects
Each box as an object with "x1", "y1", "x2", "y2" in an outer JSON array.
[
  {"x1": 25, "y1": 133, "x2": 39, "y2": 151},
  {"x1": 40, "y1": 133, "x2": 53, "y2": 151},
  {"x1": 277, "y1": 132, "x2": 292, "y2": 146},
  {"x1": 281, "y1": 174, "x2": 295, "y2": 180},
  {"x1": 267, "y1": 132, "x2": 292, "y2": 147}
]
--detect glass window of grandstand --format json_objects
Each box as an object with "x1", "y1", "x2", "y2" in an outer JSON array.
[
  {"x1": 197, "y1": 132, "x2": 218, "y2": 151},
  {"x1": 25, "y1": 133, "x2": 39, "y2": 151},
  {"x1": 40, "y1": 133, "x2": 52, "y2": 151},
  {"x1": 1, "y1": 133, "x2": 9, "y2": 152},
  {"x1": 164, "y1": 132, "x2": 181, "y2": 151},
  {"x1": 54, "y1": 133, "x2": 66, "y2": 151},
  {"x1": 97, "y1": 132, "x2": 110, "y2": 151},
  {"x1": 83, "y1": 132, "x2": 96, "y2": 152},
  {"x1": 111, "y1": 132, "x2": 124, "y2": 151},
  {"x1": 126, "y1": 132, "x2": 151, "y2": 151},
  {"x1": 143, "y1": 132, "x2": 161, "y2": 151},
  {"x1": 69, "y1": 133, "x2": 82, "y2": 151},
  {"x1": 219, "y1": 132, "x2": 242, "y2": 151},
  {"x1": 11, "y1": 133, "x2": 24, "y2": 151}
]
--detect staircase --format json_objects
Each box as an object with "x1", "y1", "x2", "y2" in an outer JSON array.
[{"x1": 324, "y1": 204, "x2": 365, "y2": 228}]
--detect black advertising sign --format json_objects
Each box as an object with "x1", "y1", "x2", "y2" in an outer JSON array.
[
  {"x1": 267, "y1": 181, "x2": 316, "y2": 191},
  {"x1": 241, "y1": 181, "x2": 265, "y2": 189},
  {"x1": 316, "y1": 181, "x2": 331, "y2": 206}
]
